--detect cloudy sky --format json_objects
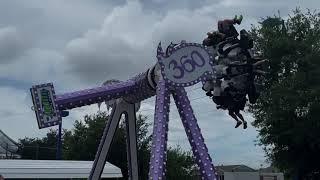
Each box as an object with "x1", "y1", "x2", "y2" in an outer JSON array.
[{"x1": 0, "y1": 0, "x2": 318, "y2": 169}]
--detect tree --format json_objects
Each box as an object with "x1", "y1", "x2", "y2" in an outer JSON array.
[
  {"x1": 250, "y1": 9, "x2": 320, "y2": 179},
  {"x1": 166, "y1": 145, "x2": 195, "y2": 179},
  {"x1": 19, "y1": 129, "x2": 58, "y2": 160},
  {"x1": 63, "y1": 112, "x2": 131, "y2": 178},
  {"x1": 19, "y1": 110, "x2": 196, "y2": 179},
  {"x1": 63, "y1": 111, "x2": 196, "y2": 179}
]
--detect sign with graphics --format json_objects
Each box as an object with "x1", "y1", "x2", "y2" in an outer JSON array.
[
  {"x1": 30, "y1": 83, "x2": 61, "y2": 129},
  {"x1": 156, "y1": 42, "x2": 215, "y2": 87}
]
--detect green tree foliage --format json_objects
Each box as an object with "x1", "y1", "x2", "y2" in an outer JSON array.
[
  {"x1": 250, "y1": 9, "x2": 320, "y2": 178},
  {"x1": 18, "y1": 130, "x2": 58, "y2": 160},
  {"x1": 19, "y1": 109, "x2": 197, "y2": 179},
  {"x1": 62, "y1": 111, "x2": 196, "y2": 179},
  {"x1": 166, "y1": 145, "x2": 195, "y2": 179},
  {"x1": 18, "y1": 111, "x2": 196, "y2": 179},
  {"x1": 63, "y1": 112, "x2": 149, "y2": 179}
]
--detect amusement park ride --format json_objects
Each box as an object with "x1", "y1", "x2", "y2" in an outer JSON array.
[{"x1": 30, "y1": 16, "x2": 266, "y2": 180}]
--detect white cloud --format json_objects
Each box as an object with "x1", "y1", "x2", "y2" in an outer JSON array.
[{"x1": 0, "y1": 86, "x2": 44, "y2": 141}]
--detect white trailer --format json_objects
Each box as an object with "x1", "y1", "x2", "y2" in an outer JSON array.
[{"x1": 0, "y1": 160, "x2": 122, "y2": 179}]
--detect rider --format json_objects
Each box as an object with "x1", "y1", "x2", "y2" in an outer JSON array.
[
  {"x1": 216, "y1": 15, "x2": 243, "y2": 56},
  {"x1": 203, "y1": 15, "x2": 243, "y2": 47},
  {"x1": 218, "y1": 79, "x2": 248, "y2": 129},
  {"x1": 218, "y1": 15, "x2": 243, "y2": 39},
  {"x1": 202, "y1": 15, "x2": 253, "y2": 129}
]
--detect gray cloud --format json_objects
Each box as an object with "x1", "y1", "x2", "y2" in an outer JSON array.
[
  {"x1": 64, "y1": 1, "x2": 216, "y2": 84},
  {"x1": 0, "y1": 48, "x2": 64, "y2": 84},
  {"x1": 0, "y1": 0, "x2": 113, "y2": 51},
  {"x1": 65, "y1": 31, "x2": 153, "y2": 83},
  {"x1": 0, "y1": 27, "x2": 28, "y2": 64},
  {"x1": 63, "y1": 0, "x2": 318, "y2": 84},
  {"x1": 139, "y1": 0, "x2": 211, "y2": 12}
]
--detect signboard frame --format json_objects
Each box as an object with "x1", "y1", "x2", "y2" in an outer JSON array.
[{"x1": 30, "y1": 83, "x2": 62, "y2": 129}]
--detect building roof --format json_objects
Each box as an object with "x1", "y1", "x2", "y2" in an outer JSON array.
[
  {"x1": 216, "y1": 164, "x2": 256, "y2": 173},
  {"x1": 259, "y1": 166, "x2": 281, "y2": 173},
  {"x1": 0, "y1": 160, "x2": 122, "y2": 179}
]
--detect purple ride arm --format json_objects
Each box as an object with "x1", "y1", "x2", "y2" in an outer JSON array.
[
  {"x1": 172, "y1": 88, "x2": 217, "y2": 180},
  {"x1": 148, "y1": 79, "x2": 170, "y2": 179},
  {"x1": 55, "y1": 71, "x2": 156, "y2": 110}
]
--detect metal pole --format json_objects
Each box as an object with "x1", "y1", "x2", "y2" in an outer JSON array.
[
  {"x1": 5, "y1": 143, "x2": 8, "y2": 159},
  {"x1": 124, "y1": 103, "x2": 139, "y2": 180},
  {"x1": 56, "y1": 111, "x2": 69, "y2": 160},
  {"x1": 36, "y1": 144, "x2": 39, "y2": 160},
  {"x1": 89, "y1": 102, "x2": 124, "y2": 180},
  {"x1": 56, "y1": 122, "x2": 62, "y2": 160}
]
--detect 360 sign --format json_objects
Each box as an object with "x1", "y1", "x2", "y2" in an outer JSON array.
[
  {"x1": 168, "y1": 50, "x2": 206, "y2": 79},
  {"x1": 157, "y1": 42, "x2": 214, "y2": 87}
]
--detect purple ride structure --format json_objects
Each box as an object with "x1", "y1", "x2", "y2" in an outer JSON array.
[{"x1": 30, "y1": 41, "x2": 230, "y2": 180}]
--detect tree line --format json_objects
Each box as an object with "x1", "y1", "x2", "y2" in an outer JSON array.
[{"x1": 18, "y1": 112, "x2": 197, "y2": 179}]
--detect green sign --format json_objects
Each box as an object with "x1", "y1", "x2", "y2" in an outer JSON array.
[{"x1": 40, "y1": 89, "x2": 54, "y2": 117}]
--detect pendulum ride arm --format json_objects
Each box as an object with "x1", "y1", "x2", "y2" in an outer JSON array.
[
  {"x1": 148, "y1": 79, "x2": 171, "y2": 179},
  {"x1": 172, "y1": 88, "x2": 217, "y2": 180}
]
